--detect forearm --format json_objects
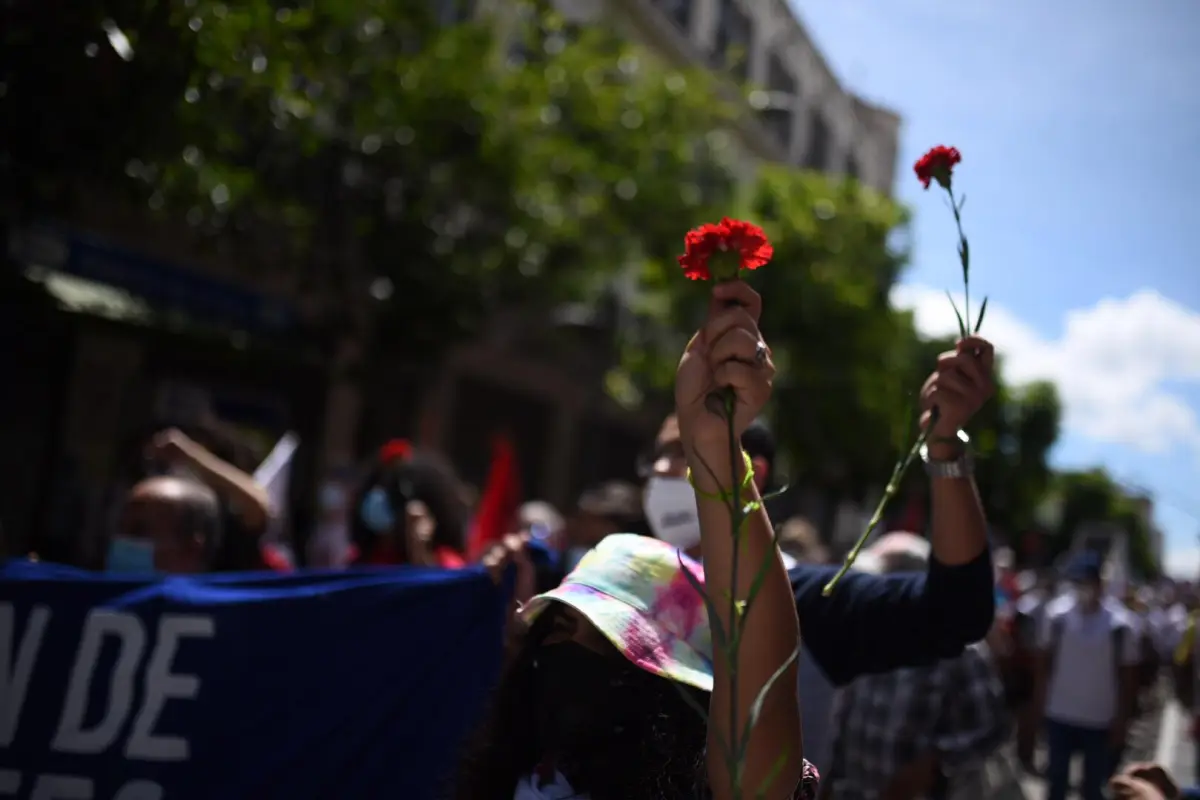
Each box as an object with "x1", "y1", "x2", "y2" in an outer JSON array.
[
  {"x1": 926, "y1": 440, "x2": 988, "y2": 567},
  {"x1": 182, "y1": 445, "x2": 271, "y2": 534},
  {"x1": 691, "y1": 447, "x2": 802, "y2": 798}
]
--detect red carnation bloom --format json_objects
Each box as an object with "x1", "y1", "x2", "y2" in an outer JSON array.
[
  {"x1": 913, "y1": 145, "x2": 962, "y2": 190},
  {"x1": 378, "y1": 439, "x2": 412, "y2": 465},
  {"x1": 677, "y1": 217, "x2": 773, "y2": 281}
]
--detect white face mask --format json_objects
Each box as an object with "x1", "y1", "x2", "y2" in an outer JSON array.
[{"x1": 642, "y1": 477, "x2": 701, "y2": 551}]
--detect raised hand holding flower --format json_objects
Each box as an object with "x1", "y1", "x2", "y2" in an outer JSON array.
[
  {"x1": 676, "y1": 282, "x2": 774, "y2": 453},
  {"x1": 824, "y1": 145, "x2": 992, "y2": 594},
  {"x1": 674, "y1": 220, "x2": 803, "y2": 800},
  {"x1": 920, "y1": 337, "x2": 996, "y2": 440},
  {"x1": 679, "y1": 217, "x2": 773, "y2": 283}
]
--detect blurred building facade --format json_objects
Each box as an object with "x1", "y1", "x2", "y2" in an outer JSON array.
[
  {"x1": 409, "y1": 0, "x2": 906, "y2": 508},
  {"x1": 4, "y1": 1, "x2": 903, "y2": 561},
  {"x1": 544, "y1": 0, "x2": 901, "y2": 193}
]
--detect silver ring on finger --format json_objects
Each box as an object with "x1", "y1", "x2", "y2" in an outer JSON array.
[{"x1": 754, "y1": 340, "x2": 769, "y2": 367}]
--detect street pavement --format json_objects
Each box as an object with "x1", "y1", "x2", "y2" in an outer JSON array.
[{"x1": 1156, "y1": 699, "x2": 1196, "y2": 790}]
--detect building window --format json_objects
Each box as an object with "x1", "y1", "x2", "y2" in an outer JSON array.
[
  {"x1": 845, "y1": 152, "x2": 860, "y2": 181},
  {"x1": 759, "y1": 108, "x2": 792, "y2": 152},
  {"x1": 433, "y1": 0, "x2": 474, "y2": 25},
  {"x1": 713, "y1": 0, "x2": 752, "y2": 82},
  {"x1": 761, "y1": 54, "x2": 796, "y2": 152},
  {"x1": 766, "y1": 53, "x2": 796, "y2": 96},
  {"x1": 654, "y1": 0, "x2": 692, "y2": 30},
  {"x1": 804, "y1": 112, "x2": 830, "y2": 171}
]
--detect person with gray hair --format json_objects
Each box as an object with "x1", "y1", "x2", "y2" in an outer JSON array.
[
  {"x1": 851, "y1": 531, "x2": 934, "y2": 576},
  {"x1": 106, "y1": 476, "x2": 224, "y2": 574}
]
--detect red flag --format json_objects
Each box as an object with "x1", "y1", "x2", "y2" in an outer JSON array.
[{"x1": 467, "y1": 434, "x2": 522, "y2": 560}]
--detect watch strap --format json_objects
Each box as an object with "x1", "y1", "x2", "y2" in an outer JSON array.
[{"x1": 920, "y1": 433, "x2": 974, "y2": 479}]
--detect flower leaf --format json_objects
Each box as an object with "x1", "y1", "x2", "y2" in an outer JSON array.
[
  {"x1": 672, "y1": 679, "x2": 736, "y2": 769},
  {"x1": 974, "y1": 296, "x2": 988, "y2": 333},
  {"x1": 754, "y1": 751, "x2": 792, "y2": 800},
  {"x1": 958, "y1": 237, "x2": 970, "y2": 281},
  {"x1": 672, "y1": 675, "x2": 712, "y2": 722},
  {"x1": 738, "y1": 643, "x2": 801, "y2": 762},
  {"x1": 945, "y1": 289, "x2": 967, "y2": 340},
  {"x1": 678, "y1": 549, "x2": 730, "y2": 654},
  {"x1": 760, "y1": 484, "x2": 790, "y2": 503}
]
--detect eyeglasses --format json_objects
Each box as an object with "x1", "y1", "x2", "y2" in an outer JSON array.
[{"x1": 635, "y1": 439, "x2": 686, "y2": 478}]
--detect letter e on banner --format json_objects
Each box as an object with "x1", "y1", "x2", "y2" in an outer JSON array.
[
  {"x1": 113, "y1": 781, "x2": 164, "y2": 800},
  {"x1": 29, "y1": 775, "x2": 91, "y2": 800},
  {"x1": 0, "y1": 769, "x2": 20, "y2": 796},
  {"x1": 0, "y1": 603, "x2": 51, "y2": 747},
  {"x1": 125, "y1": 615, "x2": 215, "y2": 761},
  {"x1": 51, "y1": 611, "x2": 145, "y2": 754}
]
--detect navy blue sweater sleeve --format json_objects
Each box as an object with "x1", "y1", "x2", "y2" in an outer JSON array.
[{"x1": 790, "y1": 549, "x2": 995, "y2": 687}]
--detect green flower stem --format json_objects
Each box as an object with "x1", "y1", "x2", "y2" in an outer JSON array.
[
  {"x1": 688, "y1": 275, "x2": 796, "y2": 798},
  {"x1": 822, "y1": 408, "x2": 940, "y2": 596},
  {"x1": 947, "y1": 186, "x2": 968, "y2": 333},
  {"x1": 722, "y1": 389, "x2": 745, "y2": 798},
  {"x1": 944, "y1": 185, "x2": 985, "y2": 335}
]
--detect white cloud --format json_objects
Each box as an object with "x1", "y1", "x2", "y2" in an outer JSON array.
[
  {"x1": 1164, "y1": 546, "x2": 1200, "y2": 580},
  {"x1": 891, "y1": 286, "x2": 1200, "y2": 455}
]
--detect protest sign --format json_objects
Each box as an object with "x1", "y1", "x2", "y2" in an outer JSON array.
[{"x1": 0, "y1": 560, "x2": 509, "y2": 800}]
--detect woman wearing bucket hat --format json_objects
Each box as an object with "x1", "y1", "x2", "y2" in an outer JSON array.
[{"x1": 456, "y1": 280, "x2": 813, "y2": 800}]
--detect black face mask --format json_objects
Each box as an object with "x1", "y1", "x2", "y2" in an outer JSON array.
[{"x1": 531, "y1": 641, "x2": 646, "y2": 761}]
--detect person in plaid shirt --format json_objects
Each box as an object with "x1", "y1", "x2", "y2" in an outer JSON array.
[{"x1": 822, "y1": 533, "x2": 1011, "y2": 800}]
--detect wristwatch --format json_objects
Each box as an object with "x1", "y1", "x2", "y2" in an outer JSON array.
[{"x1": 920, "y1": 430, "x2": 974, "y2": 479}]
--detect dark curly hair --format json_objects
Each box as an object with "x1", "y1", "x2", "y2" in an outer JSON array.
[
  {"x1": 349, "y1": 448, "x2": 469, "y2": 564},
  {"x1": 452, "y1": 605, "x2": 711, "y2": 800}
]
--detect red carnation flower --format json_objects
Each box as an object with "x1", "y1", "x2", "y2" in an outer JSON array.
[
  {"x1": 378, "y1": 439, "x2": 412, "y2": 465},
  {"x1": 677, "y1": 217, "x2": 773, "y2": 281},
  {"x1": 913, "y1": 145, "x2": 962, "y2": 190}
]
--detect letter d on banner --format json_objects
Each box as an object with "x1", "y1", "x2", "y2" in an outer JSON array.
[
  {"x1": 0, "y1": 604, "x2": 51, "y2": 747},
  {"x1": 52, "y1": 611, "x2": 145, "y2": 754}
]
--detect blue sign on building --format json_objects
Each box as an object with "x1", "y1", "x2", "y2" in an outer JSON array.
[{"x1": 11, "y1": 226, "x2": 297, "y2": 336}]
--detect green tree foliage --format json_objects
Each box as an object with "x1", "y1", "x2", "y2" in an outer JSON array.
[
  {"x1": 1, "y1": 0, "x2": 737, "y2": 361},
  {"x1": 974, "y1": 379, "x2": 1063, "y2": 536},
  {"x1": 623, "y1": 166, "x2": 916, "y2": 489},
  {"x1": 747, "y1": 168, "x2": 915, "y2": 488}
]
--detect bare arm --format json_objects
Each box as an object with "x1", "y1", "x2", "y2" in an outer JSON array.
[
  {"x1": 674, "y1": 280, "x2": 802, "y2": 800},
  {"x1": 165, "y1": 433, "x2": 271, "y2": 535},
  {"x1": 925, "y1": 438, "x2": 988, "y2": 567},
  {"x1": 922, "y1": 336, "x2": 995, "y2": 568},
  {"x1": 693, "y1": 447, "x2": 802, "y2": 800}
]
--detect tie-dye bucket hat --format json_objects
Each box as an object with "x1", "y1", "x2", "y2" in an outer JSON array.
[{"x1": 520, "y1": 533, "x2": 713, "y2": 691}]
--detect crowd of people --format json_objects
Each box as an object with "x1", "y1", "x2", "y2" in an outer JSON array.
[{"x1": 12, "y1": 282, "x2": 1200, "y2": 799}]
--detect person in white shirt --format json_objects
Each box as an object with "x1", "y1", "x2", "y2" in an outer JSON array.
[
  {"x1": 1153, "y1": 583, "x2": 1190, "y2": 660},
  {"x1": 1035, "y1": 552, "x2": 1140, "y2": 800}
]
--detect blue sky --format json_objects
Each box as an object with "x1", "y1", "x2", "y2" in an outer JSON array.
[{"x1": 787, "y1": 0, "x2": 1200, "y2": 574}]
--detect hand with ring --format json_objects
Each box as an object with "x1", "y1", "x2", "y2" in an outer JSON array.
[{"x1": 675, "y1": 281, "x2": 774, "y2": 457}]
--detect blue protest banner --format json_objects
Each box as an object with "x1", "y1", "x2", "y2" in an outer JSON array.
[{"x1": 0, "y1": 560, "x2": 509, "y2": 800}]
